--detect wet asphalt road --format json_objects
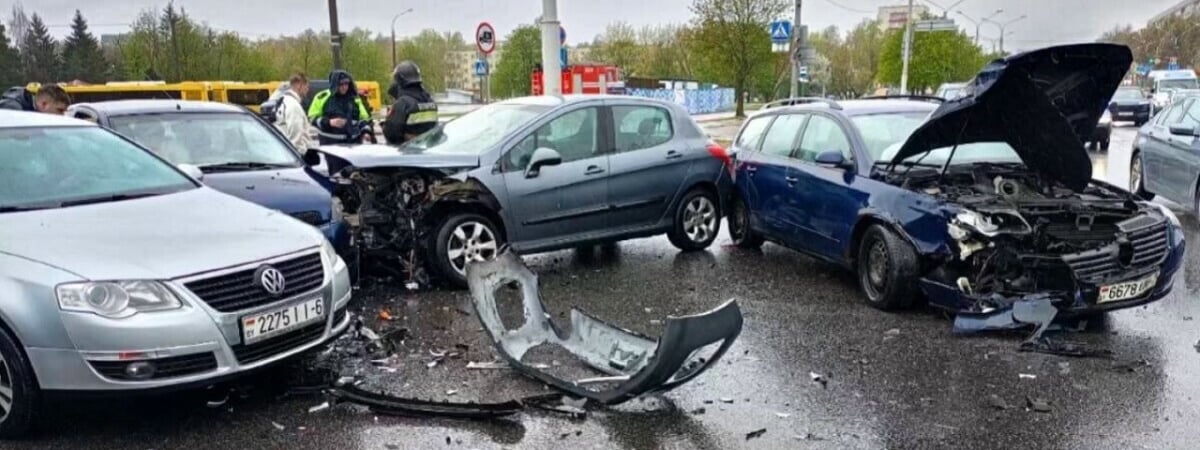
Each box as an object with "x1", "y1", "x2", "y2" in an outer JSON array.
[{"x1": 12, "y1": 124, "x2": 1200, "y2": 450}]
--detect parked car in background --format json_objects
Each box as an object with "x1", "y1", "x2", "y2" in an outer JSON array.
[
  {"x1": 1131, "y1": 93, "x2": 1200, "y2": 211},
  {"x1": 1108, "y1": 86, "x2": 1152, "y2": 125},
  {"x1": 308, "y1": 95, "x2": 732, "y2": 287},
  {"x1": 66, "y1": 100, "x2": 347, "y2": 247},
  {"x1": 935, "y1": 82, "x2": 967, "y2": 100},
  {"x1": 0, "y1": 111, "x2": 351, "y2": 438},
  {"x1": 727, "y1": 44, "x2": 1183, "y2": 319},
  {"x1": 1089, "y1": 109, "x2": 1112, "y2": 151}
]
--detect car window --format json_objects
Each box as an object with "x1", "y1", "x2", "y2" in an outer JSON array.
[
  {"x1": 1114, "y1": 89, "x2": 1144, "y2": 101},
  {"x1": 0, "y1": 127, "x2": 194, "y2": 211},
  {"x1": 406, "y1": 103, "x2": 549, "y2": 155},
  {"x1": 851, "y1": 112, "x2": 929, "y2": 161},
  {"x1": 507, "y1": 107, "x2": 600, "y2": 171},
  {"x1": 1164, "y1": 100, "x2": 1191, "y2": 125},
  {"x1": 1179, "y1": 99, "x2": 1200, "y2": 129},
  {"x1": 759, "y1": 114, "x2": 806, "y2": 158},
  {"x1": 612, "y1": 106, "x2": 672, "y2": 153},
  {"x1": 109, "y1": 112, "x2": 300, "y2": 168},
  {"x1": 734, "y1": 116, "x2": 771, "y2": 151},
  {"x1": 798, "y1": 115, "x2": 852, "y2": 162}
]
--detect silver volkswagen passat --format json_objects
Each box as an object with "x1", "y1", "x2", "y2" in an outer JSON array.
[{"x1": 0, "y1": 111, "x2": 352, "y2": 438}]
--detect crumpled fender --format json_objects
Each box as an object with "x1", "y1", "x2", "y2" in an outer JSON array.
[{"x1": 466, "y1": 251, "x2": 743, "y2": 405}]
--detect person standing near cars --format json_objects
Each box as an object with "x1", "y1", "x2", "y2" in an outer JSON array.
[
  {"x1": 0, "y1": 84, "x2": 71, "y2": 114},
  {"x1": 275, "y1": 73, "x2": 312, "y2": 150},
  {"x1": 308, "y1": 69, "x2": 370, "y2": 145},
  {"x1": 382, "y1": 61, "x2": 438, "y2": 145}
]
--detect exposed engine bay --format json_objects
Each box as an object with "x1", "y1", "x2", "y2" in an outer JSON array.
[
  {"x1": 330, "y1": 167, "x2": 495, "y2": 287},
  {"x1": 882, "y1": 163, "x2": 1166, "y2": 309}
]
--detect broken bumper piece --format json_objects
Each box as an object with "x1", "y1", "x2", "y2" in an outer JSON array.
[
  {"x1": 466, "y1": 251, "x2": 742, "y2": 405},
  {"x1": 329, "y1": 383, "x2": 523, "y2": 419}
]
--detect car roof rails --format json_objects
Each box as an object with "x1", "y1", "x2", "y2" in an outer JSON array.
[
  {"x1": 763, "y1": 97, "x2": 843, "y2": 111},
  {"x1": 859, "y1": 95, "x2": 946, "y2": 103}
]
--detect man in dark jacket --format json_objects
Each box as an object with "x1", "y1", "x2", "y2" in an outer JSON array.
[
  {"x1": 0, "y1": 85, "x2": 71, "y2": 114},
  {"x1": 307, "y1": 70, "x2": 370, "y2": 145},
  {"x1": 382, "y1": 61, "x2": 438, "y2": 145}
]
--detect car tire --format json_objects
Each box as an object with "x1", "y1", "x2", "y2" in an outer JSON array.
[
  {"x1": 1130, "y1": 152, "x2": 1154, "y2": 201},
  {"x1": 728, "y1": 195, "x2": 764, "y2": 250},
  {"x1": 668, "y1": 188, "x2": 721, "y2": 252},
  {"x1": 856, "y1": 225, "x2": 920, "y2": 311},
  {"x1": 429, "y1": 212, "x2": 503, "y2": 289},
  {"x1": 0, "y1": 325, "x2": 38, "y2": 439}
]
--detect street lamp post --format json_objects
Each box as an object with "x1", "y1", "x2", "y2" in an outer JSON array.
[
  {"x1": 921, "y1": 0, "x2": 966, "y2": 18},
  {"x1": 985, "y1": 14, "x2": 1026, "y2": 54},
  {"x1": 957, "y1": 9, "x2": 1002, "y2": 46},
  {"x1": 391, "y1": 8, "x2": 414, "y2": 69}
]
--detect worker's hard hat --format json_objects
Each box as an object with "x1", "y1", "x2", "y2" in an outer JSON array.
[{"x1": 393, "y1": 61, "x2": 422, "y2": 86}]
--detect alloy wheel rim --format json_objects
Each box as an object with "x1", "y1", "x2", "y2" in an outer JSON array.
[
  {"x1": 0, "y1": 350, "x2": 13, "y2": 422},
  {"x1": 447, "y1": 221, "x2": 498, "y2": 275},
  {"x1": 865, "y1": 241, "x2": 890, "y2": 299},
  {"x1": 684, "y1": 197, "x2": 717, "y2": 243}
]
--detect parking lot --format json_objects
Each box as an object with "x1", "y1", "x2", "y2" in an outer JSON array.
[{"x1": 6, "y1": 123, "x2": 1200, "y2": 450}]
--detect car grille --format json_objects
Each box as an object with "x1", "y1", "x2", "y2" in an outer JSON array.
[
  {"x1": 184, "y1": 253, "x2": 324, "y2": 313},
  {"x1": 1062, "y1": 220, "x2": 1169, "y2": 283},
  {"x1": 290, "y1": 211, "x2": 325, "y2": 226},
  {"x1": 231, "y1": 321, "x2": 326, "y2": 364},
  {"x1": 89, "y1": 352, "x2": 218, "y2": 381}
]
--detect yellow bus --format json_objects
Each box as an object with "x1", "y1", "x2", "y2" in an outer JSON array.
[{"x1": 30, "y1": 80, "x2": 384, "y2": 115}]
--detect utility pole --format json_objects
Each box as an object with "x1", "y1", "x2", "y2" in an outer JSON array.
[
  {"x1": 540, "y1": 0, "x2": 561, "y2": 96},
  {"x1": 790, "y1": 0, "x2": 802, "y2": 99},
  {"x1": 900, "y1": 0, "x2": 913, "y2": 95},
  {"x1": 327, "y1": 0, "x2": 343, "y2": 70}
]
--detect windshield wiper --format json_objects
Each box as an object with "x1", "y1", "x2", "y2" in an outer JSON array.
[
  {"x1": 198, "y1": 162, "x2": 295, "y2": 172},
  {"x1": 0, "y1": 204, "x2": 59, "y2": 213},
  {"x1": 58, "y1": 192, "x2": 165, "y2": 207}
]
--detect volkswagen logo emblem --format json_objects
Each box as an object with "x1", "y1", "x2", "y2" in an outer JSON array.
[
  {"x1": 1116, "y1": 236, "x2": 1134, "y2": 268},
  {"x1": 255, "y1": 266, "x2": 286, "y2": 296}
]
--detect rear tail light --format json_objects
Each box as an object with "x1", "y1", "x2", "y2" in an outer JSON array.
[{"x1": 707, "y1": 142, "x2": 733, "y2": 175}]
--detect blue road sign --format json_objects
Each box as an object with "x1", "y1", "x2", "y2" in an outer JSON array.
[
  {"x1": 1168, "y1": 62, "x2": 1180, "y2": 71},
  {"x1": 474, "y1": 59, "x2": 488, "y2": 76},
  {"x1": 560, "y1": 48, "x2": 568, "y2": 67},
  {"x1": 769, "y1": 20, "x2": 792, "y2": 44},
  {"x1": 560, "y1": 26, "x2": 567, "y2": 44}
]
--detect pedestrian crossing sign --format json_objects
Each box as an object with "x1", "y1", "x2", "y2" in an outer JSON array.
[{"x1": 770, "y1": 20, "x2": 792, "y2": 44}]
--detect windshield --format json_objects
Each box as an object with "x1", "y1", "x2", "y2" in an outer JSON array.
[
  {"x1": 0, "y1": 127, "x2": 195, "y2": 212},
  {"x1": 938, "y1": 87, "x2": 962, "y2": 99},
  {"x1": 880, "y1": 142, "x2": 1022, "y2": 166},
  {"x1": 1113, "y1": 89, "x2": 1144, "y2": 100},
  {"x1": 109, "y1": 113, "x2": 301, "y2": 170},
  {"x1": 851, "y1": 112, "x2": 931, "y2": 161},
  {"x1": 403, "y1": 103, "x2": 551, "y2": 155},
  {"x1": 1159, "y1": 79, "x2": 1199, "y2": 91}
]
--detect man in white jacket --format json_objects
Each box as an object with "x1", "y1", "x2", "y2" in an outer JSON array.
[{"x1": 275, "y1": 73, "x2": 312, "y2": 150}]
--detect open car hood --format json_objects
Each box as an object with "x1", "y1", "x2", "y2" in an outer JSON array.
[
  {"x1": 890, "y1": 43, "x2": 1132, "y2": 192},
  {"x1": 308, "y1": 144, "x2": 480, "y2": 176}
]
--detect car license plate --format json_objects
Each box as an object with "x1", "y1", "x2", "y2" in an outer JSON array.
[
  {"x1": 1098, "y1": 274, "x2": 1158, "y2": 303},
  {"x1": 242, "y1": 298, "x2": 325, "y2": 344},
  {"x1": 1118, "y1": 111, "x2": 1133, "y2": 116}
]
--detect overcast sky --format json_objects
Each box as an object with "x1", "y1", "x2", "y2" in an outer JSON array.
[{"x1": 15, "y1": 0, "x2": 1185, "y2": 53}]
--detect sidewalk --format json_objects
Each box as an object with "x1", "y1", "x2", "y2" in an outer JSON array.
[{"x1": 692, "y1": 111, "x2": 737, "y2": 122}]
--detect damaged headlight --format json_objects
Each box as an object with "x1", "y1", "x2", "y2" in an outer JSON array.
[
  {"x1": 57, "y1": 281, "x2": 183, "y2": 318},
  {"x1": 321, "y1": 239, "x2": 344, "y2": 269},
  {"x1": 1151, "y1": 203, "x2": 1181, "y2": 228}
]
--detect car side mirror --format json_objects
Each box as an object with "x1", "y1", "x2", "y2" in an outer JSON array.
[
  {"x1": 1169, "y1": 124, "x2": 1200, "y2": 137},
  {"x1": 815, "y1": 150, "x2": 850, "y2": 169},
  {"x1": 178, "y1": 163, "x2": 204, "y2": 182},
  {"x1": 303, "y1": 148, "x2": 323, "y2": 166},
  {"x1": 525, "y1": 148, "x2": 562, "y2": 178}
]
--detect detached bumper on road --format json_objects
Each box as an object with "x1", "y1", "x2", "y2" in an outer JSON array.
[{"x1": 31, "y1": 252, "x2": 353, "y2": 392}]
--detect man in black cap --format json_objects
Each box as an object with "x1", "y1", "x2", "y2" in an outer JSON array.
[{"x1": 382, "y1": 60, "x2": 438, "y2": 145}]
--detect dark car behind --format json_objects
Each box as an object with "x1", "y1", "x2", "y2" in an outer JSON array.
[{"x1": 1109, "y1": 87, "x2": 1152, "y2": 125}]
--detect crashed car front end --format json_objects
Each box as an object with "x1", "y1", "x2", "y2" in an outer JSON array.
[{"x1": 886, "y1": 166, "x2": 1185, "y2": 315}]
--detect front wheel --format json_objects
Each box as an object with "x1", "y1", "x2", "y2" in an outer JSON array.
[
  {"x1": 430, "y1": 213, "x2": 503, "y2": 289},
  {"x1": 728, "y1": 195, "x2": 764, "y2": 249},
  {"x1": 668, "y1": 188, "x2": 721, "y2": 251},
  {"x1": 856, "y1": 225, "x2": 920, "y2": 311},
  {"x1": 1130, "y1": 152, "x2": 1154, "y2": 200},
  {"x1": 0, "y1": 326, "x2": 38, "y2": 438}
]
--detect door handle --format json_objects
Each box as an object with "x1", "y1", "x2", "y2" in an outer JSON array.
[
  {"x1": 585, "y1": 165, "x2": 605, "y2": 175},
  {"x1": 785, "y1": 176, "x2": 799, "y2": 185},
  {"x1": 665, "y1": 150, "x2": 683, "y2": 160},
  {"x1": 745, "y1": 165, "x2": 758, "y2": 174}
]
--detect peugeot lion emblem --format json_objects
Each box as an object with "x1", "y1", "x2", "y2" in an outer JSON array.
[{"x1": 256, "y1": 266, "x2": 286, "y2": 296}]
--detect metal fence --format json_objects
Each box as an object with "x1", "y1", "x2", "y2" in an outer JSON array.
[{"x1": 625, "y1": 88, "x2": 735, "y2": 115}]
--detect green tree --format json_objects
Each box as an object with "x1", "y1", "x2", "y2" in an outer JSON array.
[
  {"x1": 632, "y1": 24, "x2": 694, "y2": 80},
  {"x1": 61, "y1": 10, "x2": 110, "y2": 83},
  {"x1": 19, "y1": 13, "x2": 59, "y2": 83},
  {"x1": 876, "y1": 28, "x2": 985, "y2": 94},
  {"x1": 689, "y1": 0, "x2": 788, "y2": 117},
  {"x1": 0, "y1": 23, "x2": 21, "y2": 87},
  {"x1": 491, "y1": 25, "x2": 541, "y2": 98},
  {"x1": 119, "y1": 9, "x2": 165, "y2": 80},
  {"x1": 395, "y1": 29, "x2": 465, "y2": 93},
  {"x1": 592, "y1": 22, "x2": 641, "y2": 73},
  {"x1": 808, "y1": 20, "x2": 886, "y2": 98}
]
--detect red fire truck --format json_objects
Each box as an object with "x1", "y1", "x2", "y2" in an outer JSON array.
[{"x1": 532, "y1": 64, "x2": 625, "y2": 95}]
